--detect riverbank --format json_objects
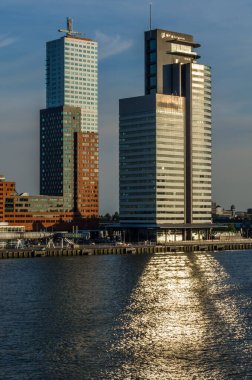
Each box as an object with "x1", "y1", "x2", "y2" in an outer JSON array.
[{"x1": 1, "y1": 239, "x2": 252, "y2": 259}]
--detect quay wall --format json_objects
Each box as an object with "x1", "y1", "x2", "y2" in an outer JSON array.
[{"x1": 1, "y1": 239, "x2": 252, "y2": 260}]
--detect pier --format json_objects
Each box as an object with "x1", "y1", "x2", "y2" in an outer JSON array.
[{"x1": 1, "y1": 239, "x2": 252, "y2": 259}]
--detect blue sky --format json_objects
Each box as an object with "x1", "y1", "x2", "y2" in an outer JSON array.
[{"x1": 1, "y1": 0, "x2": 252, "y2": 213}]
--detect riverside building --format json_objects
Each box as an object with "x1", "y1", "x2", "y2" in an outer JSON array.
[
  {"x1": 41, "y1": 18, "x2": 99, "y2": 218},
  {"x1": 119, "y1": 29, "x2": 212, "y2": 241},
  {"x1": 0, "y1": 19, "x2": 98, "y2": 231}
]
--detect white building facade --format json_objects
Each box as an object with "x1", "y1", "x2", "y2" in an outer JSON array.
[{"x1": 119, "y1": 29, "x2": 212, "y2": 232}]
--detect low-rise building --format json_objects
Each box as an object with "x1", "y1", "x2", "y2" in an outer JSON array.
[{"x1": 0, "y1": 176, "x2": 97, "y2": 231}]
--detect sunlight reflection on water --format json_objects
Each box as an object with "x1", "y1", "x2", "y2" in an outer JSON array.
[
  {"x1": 103, "y1": 252, "x2": 252, "y2": 379},
  {"x1": 1, "y1": 251, "x2": 252, "y2": 379}
]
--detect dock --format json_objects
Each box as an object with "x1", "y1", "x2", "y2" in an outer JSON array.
[{"x1": 1, "y1": 239, "x2": 252, "y2": 259}]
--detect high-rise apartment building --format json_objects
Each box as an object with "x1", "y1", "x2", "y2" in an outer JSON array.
[
  {"x1": 41, "y1": 18, "x2": 99, "y2": 219},
  {"x1": 119, "y1": 29, "x2": 212, "y2": 234}
]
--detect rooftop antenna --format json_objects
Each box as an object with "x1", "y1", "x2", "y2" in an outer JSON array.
[
  {"x1": 149, "y1": 2, "x2": 152, "y2": 31},
  {"x1": 149, "y1": 2, "x2": 153, "y2": 39},
  {"x1": 58, "y1": 17, "x2": 83, "y2": 36}
]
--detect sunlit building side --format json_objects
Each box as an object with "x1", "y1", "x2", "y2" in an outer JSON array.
[{"x1": 119, "y1": 29, "x2": 212, "y2": 240}]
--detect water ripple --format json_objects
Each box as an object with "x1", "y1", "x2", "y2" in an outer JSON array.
[{"x1": 0, "y1": 251, "x2": 252, "y2": 379}]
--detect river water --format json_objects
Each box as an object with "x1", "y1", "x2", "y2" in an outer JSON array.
[{"x1": 0, "y1": 250, "x2": 252, "y2": 379}]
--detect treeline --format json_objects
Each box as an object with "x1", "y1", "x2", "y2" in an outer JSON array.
[{"x1": 99, "y1": 212, "x2": 119, "y2": 222}]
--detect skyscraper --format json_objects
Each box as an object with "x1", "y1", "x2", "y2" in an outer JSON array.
[
  {"x1": 119, "y1": 29, "x2": 212, "y2": 238},
  {"x1": 46, "y1": 17, "x2": 98, "y2": 132},
  {"x1": 40, "y1": 18, "x2": 99, "y2": 219}
]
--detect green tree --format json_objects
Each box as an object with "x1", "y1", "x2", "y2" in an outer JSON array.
[
  {"x1": 112, "y1": 212, "x2": 119, "y2": 221},
  {"x1": 104, "y1": 213, "x2": 112, "y2": 221}
]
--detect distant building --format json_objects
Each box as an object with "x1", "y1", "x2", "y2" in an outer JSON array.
[
  {"x1": 0, "y1": 175, "x2": 76, "y2": 230},
  {"x1": 215, "y1": 205, "x2": 224, "y2": 215},
  {"x1": 212, "y1": 201, "x2": 217, "y2": 215},
  {"x1": 119, "y1": 28, "x2": 212, "y2": 240},
  {"x1": 231, "y1": 204, "x2": 236, "y2": 218},
  {"x1": 213, "y1": 204, "x2": 237, "y2": 218}
]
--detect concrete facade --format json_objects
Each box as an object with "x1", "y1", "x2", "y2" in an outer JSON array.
[
  {"x1": 119, "y1": 28, "x2": 212, "y2": 228},
  {"x1": 120, "y1": 93, "x2": 186, "y2": 224}
]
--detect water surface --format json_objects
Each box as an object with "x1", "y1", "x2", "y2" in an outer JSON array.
[{"x1": 1, "y1": 251, "x2": 252, "y2": 379}]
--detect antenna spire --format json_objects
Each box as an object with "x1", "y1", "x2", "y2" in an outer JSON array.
[
  {"x1": 149, "y1": 2, "x2": 152, "y2": 31},
  {"x1": 58, "y1": 17, "x2": 83, "y2": 37}
]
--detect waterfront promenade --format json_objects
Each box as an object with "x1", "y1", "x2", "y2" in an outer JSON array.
[{"x1": 1, "y1": 239, "x2": 252, "y2": 259}]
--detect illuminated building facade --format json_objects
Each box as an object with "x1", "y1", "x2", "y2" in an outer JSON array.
[
  {"x1": 46, "y1": 20, "x2": 98, "y2": 132},
  {"x1": 119, "y1": 29, "x2": 212, "y2": 236}
]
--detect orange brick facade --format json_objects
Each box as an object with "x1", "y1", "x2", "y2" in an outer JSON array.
[
  {"x1": 75, "y1": 132, "x2": 99, "y2": 218},
  {"x1": 0, "y1": 180, "x2": 16, "y2": 222},
  {"x1": 0, "y1": 178, "x2": 98, "y2": 231}
]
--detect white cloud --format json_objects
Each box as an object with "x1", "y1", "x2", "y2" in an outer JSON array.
[
  {"x1": 0, "y1": 35, "x2": 16, "y2": 48},
  {"x1": 95, "y1": 31, "x2": 133, "y2": 60}
]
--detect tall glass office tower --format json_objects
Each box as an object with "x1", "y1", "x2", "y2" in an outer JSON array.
[
  {"x1": 40, "y1": 19, "x2": 99, "y2": 219},
  {"x1": 46, "y1": 20, "x2": 98, "y2": 132},
  {"x1": 119, "y1": 29, "x2": 212, "y2": 232}
]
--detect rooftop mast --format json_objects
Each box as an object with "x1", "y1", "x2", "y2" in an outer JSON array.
[
  {"x1": 149, "y1": 2, "x2": 153, "y2": 39},
  {"x1": 149, "y1": 2, "x2": 152, "y2": 31},
  {"x1": 58, "y1": 17, "x2": 83, "y2": 36}
]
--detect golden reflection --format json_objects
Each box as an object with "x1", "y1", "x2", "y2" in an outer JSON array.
[
  {"x1": 104, "y1": 252, "x2": 250, "y2": 380},
  {"x1": 194, "y1": 253, "x2": 247, "y2": 339}
]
